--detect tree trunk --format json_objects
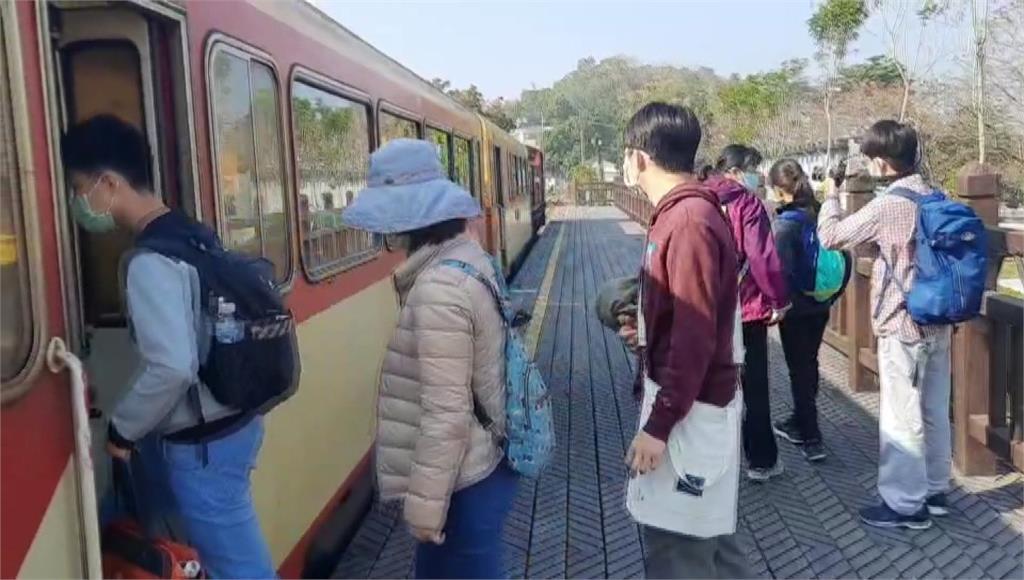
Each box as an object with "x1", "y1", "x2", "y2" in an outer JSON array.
[{"x1": 824, "y1": 87, "x2": 834, "y2": 167}]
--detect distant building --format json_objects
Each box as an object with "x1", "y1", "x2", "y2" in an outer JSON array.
[
  {"x1": 512, "y1": 125, "x2": 549, "y2": 148},
  {"x1": 589, "y1": 160, "x2": 621, "y2": 182}
]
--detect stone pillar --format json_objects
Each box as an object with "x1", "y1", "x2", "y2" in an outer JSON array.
[
  {"x1": 952, "y1": 163, "x2": 1002, "y2": 475},
  {"x1": 842, "y1": 174, "x2": 879, "y2": 392}
]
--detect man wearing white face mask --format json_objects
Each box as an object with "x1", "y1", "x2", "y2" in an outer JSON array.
[
  {"x1": 617, "y1": 103, "x2": 752, "y2": 579},
  {"x1": 61, "y1": 115, "x2": 276, "y2": 578},
  {"x1": 818, "y1": 120, "x2": 952, "y2": 531}
]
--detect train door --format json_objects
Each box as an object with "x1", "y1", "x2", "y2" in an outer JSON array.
[
  {"x1": 492, "y1": 146, "x2": 508, "y2": 271},
  {"x1": 46, "y1": 0, "x2": 198, "y2": 508}
]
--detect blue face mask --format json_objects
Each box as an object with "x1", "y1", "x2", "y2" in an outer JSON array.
[
  {"x1": 71, "y1": 178, "x2": 117, "y2": 233},
  {"x1": 741, "y1": 172, "x2": 761, "y2": 192}
]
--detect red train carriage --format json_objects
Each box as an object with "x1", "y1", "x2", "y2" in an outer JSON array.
[{"x1": 0, "y1": 1, "x2": 543, "y2": 577}]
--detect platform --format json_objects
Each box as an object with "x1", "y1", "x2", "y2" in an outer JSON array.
[{"x1": 334, "y1": 206, "x2": 1023, "y2": 579}]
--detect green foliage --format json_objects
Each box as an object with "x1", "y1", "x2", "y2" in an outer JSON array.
[
  {"x1": 432, "y1": 79, "x2": 514, "y2": 131},
  {"x1": 808, "y1": 0, "x2": 869, "y2": 55},
  {"x1": 716, "y1": 63, "x2": 805, "y2": 143},
  {"x1": 840, "y1": 55, "x2": 903, "y2": 87},
  {"x1": 569, "y1": 164, "x2": 597, "y2": 184}
]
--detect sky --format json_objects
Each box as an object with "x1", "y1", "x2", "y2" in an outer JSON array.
[{"x1": 315, "y1": 0, "x2": 969, "y2": 100}]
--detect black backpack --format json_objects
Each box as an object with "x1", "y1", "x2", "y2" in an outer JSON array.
[{"x1": 133, "y1": 212, "x2": 300, "y2": 415}]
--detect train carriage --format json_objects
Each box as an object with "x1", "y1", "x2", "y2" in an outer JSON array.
[{"x1": 0, "y1": 1, "x2": 543, "y2": 577}]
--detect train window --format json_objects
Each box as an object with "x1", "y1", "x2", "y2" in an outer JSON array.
[
  {"x1": 380, "y1": 111, "x2": 419, "y2": 143},
  {"x1": 291, "y1": 79, "x2": 377, "y2": 279},
  {"x1": 209, "y1": 47, "x2": 290, "y2": 282},
  {"x1": 427, "y1": 127, "x2": 452, "y2": 177},
  {"x1": 1, "y1": 38, "x2": 35, "y2": 384},
  {"x1": 454, "y1": 137, "x2": 471, "y2": 192}
]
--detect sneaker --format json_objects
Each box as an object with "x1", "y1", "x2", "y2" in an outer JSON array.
[
  {"x1": 773, "y1": 419, "x2": 805, "y2": 444},
  {"x1": 801, "y1": 440, "x2": 827, "y2": 462},
  {"x1": 926, "y1": 494, "x2": 949, "y2": 516},
  {"x1": 859, "y1": 503, "x2": 932, "y2": 530},
  {"x1": 747, "y1": 462, "x2": 784, "y2": 482}
]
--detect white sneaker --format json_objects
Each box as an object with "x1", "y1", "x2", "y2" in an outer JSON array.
[{"x1": 747, "y1": 462, "x2": 784, "y2": 482}]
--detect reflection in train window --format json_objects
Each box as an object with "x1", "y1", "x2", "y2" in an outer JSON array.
[
  {"x1": 427, "y1": 127, "x2": 451, "y2": 177},
  {"x1": 454, "y1": 136, "x2": 471, "y2": 192},
  {"x1": 291, "y1": 80, "x2": 377, "y2": 279},
  {"x1": 380, "y1": 111, "x2": 418, "y2": 143},
  {"x1": 209, "y1": 47, "x2": 290, "y2": 282},
  {"x1": 1, "y1": 41, "x2": 34, "y2": 384}
]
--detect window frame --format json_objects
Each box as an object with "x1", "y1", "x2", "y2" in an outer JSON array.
[
  {"x1": 1, "y1": 1, "x2": 47, "y2": 399},
  {"x1": 288, "y1": 65, "x2": 379, "y2": 282},
  {"x1": 425, "y1": 124, "x2": 454, "y2": 178},
  {"x1": 452, "y1": 133, "x2": 473, "y2": 194},
  {"x1": 376, "y1": 100, "x2": 422, "y2": 142},
  {"x1": 204, "y1": 36, "x2": 294, "y2": 287}
]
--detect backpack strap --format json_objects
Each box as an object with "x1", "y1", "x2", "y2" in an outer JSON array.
[{"x1": 437, "y1": 258, "x2": 510, "y2": 439}]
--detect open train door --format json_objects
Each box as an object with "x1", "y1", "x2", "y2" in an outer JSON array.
[{"x1": 42, "y1": 0, "x2": 199, "y2": 555}]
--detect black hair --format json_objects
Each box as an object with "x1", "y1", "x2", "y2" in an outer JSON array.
[
  {"x1": 61, "y1": 114, "x2": 152, "y2": 190},
  {"x1": 811, "y1": 166, "x2": 825, "y2": 181},
  {"x1": 860, "y1": 120, "x2": 919, "y2": 175},
  {"x1": 407, "y1": 218, "x2": 467, "y2": 254},
  {"x1": 698, "y1": 144, "x2": 760, "y2": 180},
  {"x1": 769, "y1": 158, "x2": 819, "y2": 213},
  {"x1": 623, "y1": 102, "x2": 701, "y2": 174}
]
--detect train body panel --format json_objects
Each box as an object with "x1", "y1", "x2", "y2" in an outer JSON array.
[{"x1": 0, "y1": 1, "x2": 545, "y2": 577}]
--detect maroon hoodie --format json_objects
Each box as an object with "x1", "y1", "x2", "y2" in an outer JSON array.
[
  {"x1": 639, "y1": 182, "x2": 739, "y2": 441},
  {"x1": 704, "y1": 175, "x2": 789, "y2": 323}
]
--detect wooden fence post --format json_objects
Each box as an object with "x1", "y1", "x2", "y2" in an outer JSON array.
[
  {"x1": 951, "y1": 163, "x2": 1002, "y2": 475},
  {"x1": 843, "y1": 175, "x2": 879, "y2": 392}
]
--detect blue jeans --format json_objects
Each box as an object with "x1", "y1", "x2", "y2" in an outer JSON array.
[
  {"x1": 415, "y1": 462, "x2": 519, "y2": 579},
  {"x1": 164, "y1": 417, "x2": 276, "y2": 579}
]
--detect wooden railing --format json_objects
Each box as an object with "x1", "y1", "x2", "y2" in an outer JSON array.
[
  {"x1": 610, "y1": 166, "x2": 1023, "y2": 474},
  {"x1": 571, "y1": 181, "x2": 627, "y2": 207}
]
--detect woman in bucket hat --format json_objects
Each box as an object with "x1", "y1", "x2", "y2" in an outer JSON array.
[{"x1": 343, "y1": 139, "x2": 518, "y2": 579}]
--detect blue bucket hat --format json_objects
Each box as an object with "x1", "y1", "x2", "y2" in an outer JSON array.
[{"x1": 341, "y1": 138, "x2": 481, "y2": 234}]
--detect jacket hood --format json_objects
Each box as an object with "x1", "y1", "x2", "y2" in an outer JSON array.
[
  {"x1": 653, "y1": 181, "x2": 720, "y2": 221},
  {"x1": 392, "y1": 235, "x2": 473, "y2": 302},
  {"x1": 702, "y1": 174, "x2": 748, "y2": 205}
]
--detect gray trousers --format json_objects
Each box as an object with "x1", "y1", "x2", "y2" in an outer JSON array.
[
  {"x1": 643, "y1": 526, "x2": 754, "y2": 579},
  {"x1": 877, "y1": 330, "x2": 952, "y2": 515}
]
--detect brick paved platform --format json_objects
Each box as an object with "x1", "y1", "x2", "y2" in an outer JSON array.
[{"x1": 334, "y1": 207, "x2": 1023, "y2": 579}]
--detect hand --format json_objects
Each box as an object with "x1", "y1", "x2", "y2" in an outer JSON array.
[
  {"x1": 617, "y1": 314, "x2": 639, "y2": 351},
  {"x1": 106, "y1": 441, "x2": 132, "y2": 461},
  {"x1": 410, "y1": 526, "x2": 445, "y2": 545},
  {"x1": 625, "y1": 431, "x2": 667, "y2": 476}
]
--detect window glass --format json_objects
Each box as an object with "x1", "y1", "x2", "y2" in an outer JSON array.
[
  {"x1": 210, "y1": 48, "x2": 290, "y2": 281},
  {"x1": 380, "y1": 111, "x2": 418, "y2": 143},
  {"x1": 454, "y1": 137, "x2": 471, "y2": 191},
  {"x1": 427, "y1": 127, "x2": 451, "y2": 176},
  {"x1": 1, "y1": 38, "x2": 34, "y2": 383},
  {"x1": 291, "y1": 80, "x2": 376, "y2": 278}
]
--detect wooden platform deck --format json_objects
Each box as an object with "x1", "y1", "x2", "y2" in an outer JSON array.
[{"x1": 334, "y1": 206, "x2": 1023, "y2": 579}]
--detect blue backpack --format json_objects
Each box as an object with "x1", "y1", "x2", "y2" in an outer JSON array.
[
  {"x1": 778, "y1": 209, "x2": 848, "y2": 302},
  {"x1": 440, "y1": 258, "x2": 554, "y2": 478},
  {"x1": 882, "y1": 189, "x2": 988, "y2": 325}
]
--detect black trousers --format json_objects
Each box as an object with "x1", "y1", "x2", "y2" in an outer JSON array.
[
  {"x1": 778, "y1": 312, "x2": 830, "y2": 443},
  {"x1": 741, "y1": 321, "x2": 777, "y2": 469}
]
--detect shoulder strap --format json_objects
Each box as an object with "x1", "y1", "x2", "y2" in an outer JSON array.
[
  {"x1": 436, "y1": 258, "x2": 510, "y2": 437},
  {"x1": 438, "y1": 258, "x2": 513, "y2": 324}
]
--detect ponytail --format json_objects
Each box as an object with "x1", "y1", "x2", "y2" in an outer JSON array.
[{"x1": 769, "y1": 158, "x2": 819, "y2": 212}]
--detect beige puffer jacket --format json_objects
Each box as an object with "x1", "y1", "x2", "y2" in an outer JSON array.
[{"x1": 376, "y1": 235, "x2": 506, "y2": 534}]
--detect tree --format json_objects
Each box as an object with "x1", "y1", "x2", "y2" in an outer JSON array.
[
  {"x1": 840, "y1": 55, "x2": 902, "y2": 87},
  {"x1": 808, "y1": 0, "x2": 869, "y2": 165},
  {"x1": 431, "y1": 79, "x2": 516, "y2": 131},
  {"x1": 970, "y1": 0, "x2": 991, "y2": 163},
  {"x1": 871, "y1": 0, "x2": 948, "y2": 121}
]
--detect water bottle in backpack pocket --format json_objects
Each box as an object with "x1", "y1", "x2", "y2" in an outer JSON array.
[
  {"x1": 882, "y1": 189, "x2": 988, "y2": 325},
  {"x1": 778, "y1": 210, "x2": 848, "y2": 303},
  {"x1": 135, "y1": 221, "x2": 301, "y2": 415}
]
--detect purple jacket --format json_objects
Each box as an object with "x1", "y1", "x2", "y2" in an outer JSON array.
[{"x1": 704, "y1": 175, "x2": 789, "y2": 322}]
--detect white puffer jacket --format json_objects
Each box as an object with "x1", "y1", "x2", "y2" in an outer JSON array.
[{"x1": 376, "y1": 235, "x2": 506, "y2": 534}]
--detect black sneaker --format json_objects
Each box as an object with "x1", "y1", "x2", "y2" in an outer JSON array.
[
  {"x1": 859, "y1": 503, "x2": 932, "y2": 530},
  {"x1": 801, "y1": 440, "x2": 827, "y2": 462},
  {"x1": 926, "y1": 493, "x2": 949, "y2": 516},
  {"x1": 773, "y1": 418, "x2": 805, "y2": 444}
]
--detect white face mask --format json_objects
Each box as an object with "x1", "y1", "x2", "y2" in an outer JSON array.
[{"x1": 622, "y1": 150, "x2": 639, "y2": 188}]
